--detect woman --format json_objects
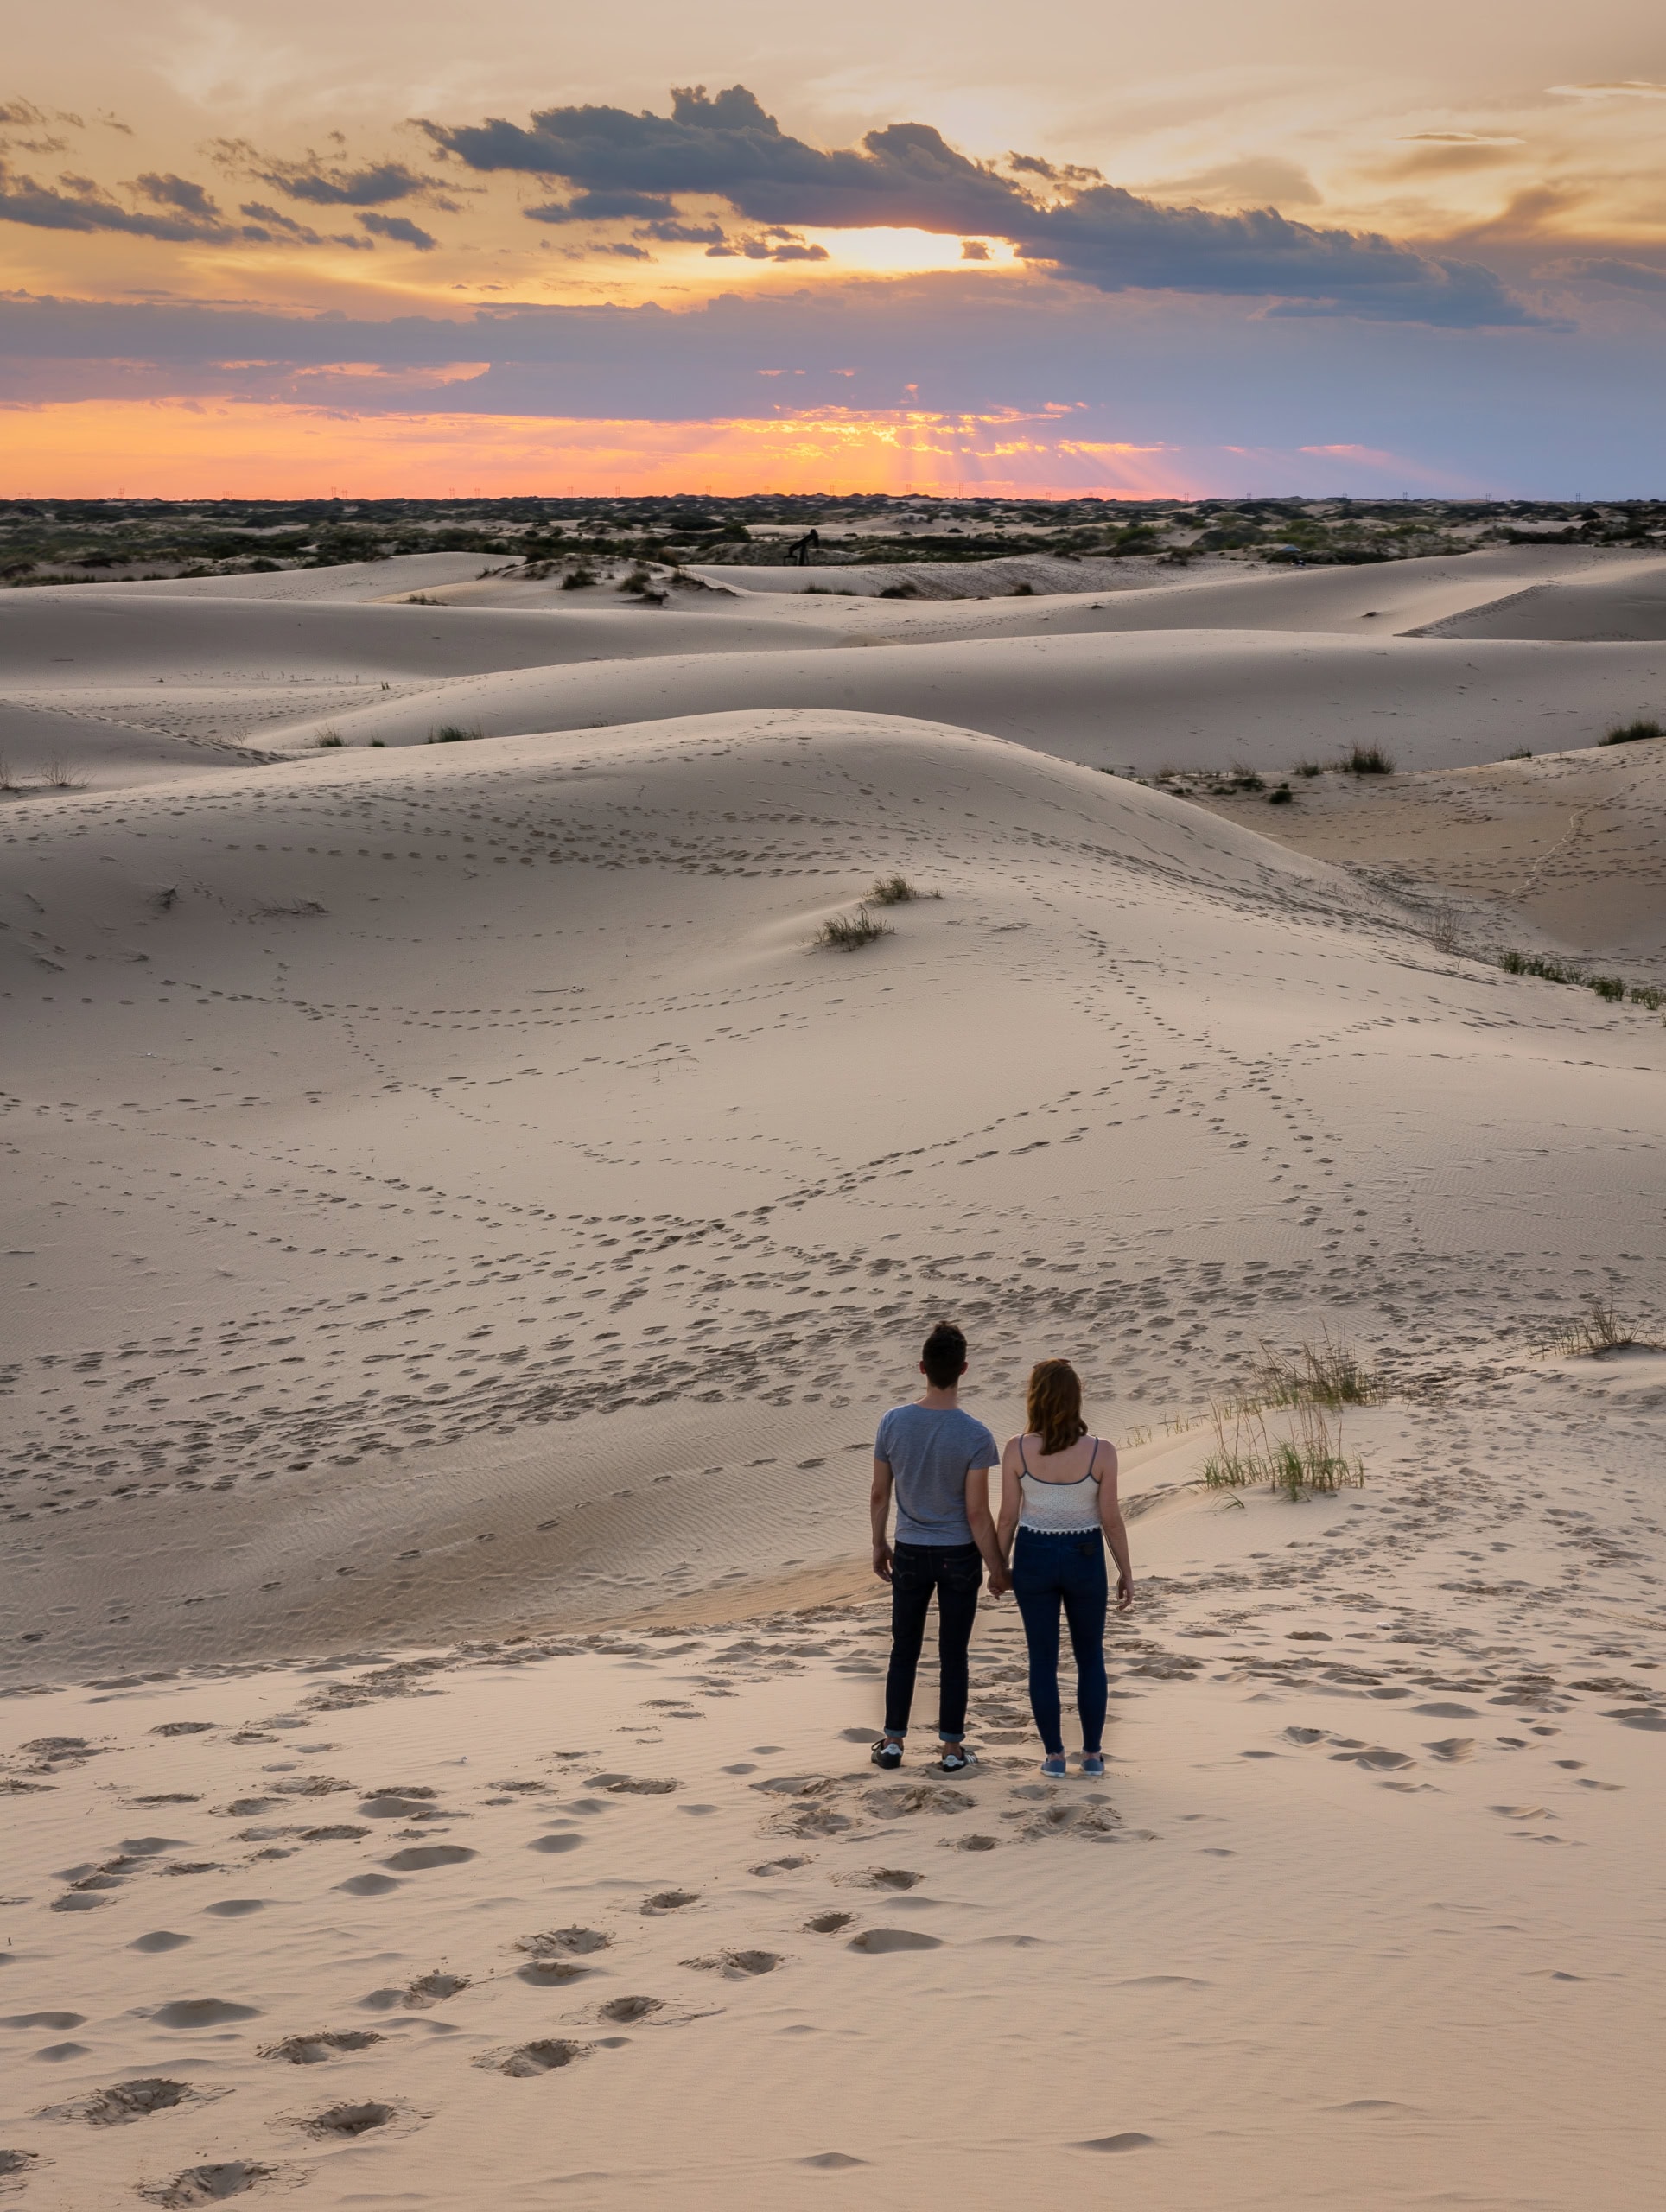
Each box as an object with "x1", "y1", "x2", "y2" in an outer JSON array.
[{"x1": 995, "y1": 1359, "x2": 1135, "y2": 1778}]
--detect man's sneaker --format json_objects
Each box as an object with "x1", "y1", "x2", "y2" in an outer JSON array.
[
  {"x1": 938, "y1": 1746, "x2": 977, "y2": 1775},
  {"x1": 869, "y1": 1738, "x2": 903, "y2": 1770}
]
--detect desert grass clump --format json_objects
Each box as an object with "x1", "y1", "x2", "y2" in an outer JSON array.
[
  {"x1": 45, "y1": 759, "x2": 82, "y2": 789},
  {"x1": 1550, "y1": 1293, "x2": 1654, "y2": 1358},
  {"x1": 1251, "y1": 1326, "x2": 1381, "y2": 1410},
  {"x1": 1629, "y1": 982, "x2": 1663, "y2": 1011},
  {"x1": 0, "y1": 754, "x2": 18, "y2": 791},
  {"x1": 561, "y1": 569, "x2": 597, "y2": 590},
  {"x1": 1293, "y1": 760, "x2": 1323, "y2": 778},
  {"x1": 868, "y1": 874, "x2": 938, "y2": 906},
  {"x1": 1428, "y1": 899, "x2": 1463, "y2": 955},
  {"x1": 314, "y1": 728, "x2": 345, "y2": 748},
  {"x1": 1267, "y1": 783, "x2": 1294, "y2": 805},
  {"x1": 1342, "y1": 743, "x2": 1395, "y2": 775},
  {"x1": 1600, "y1": 718, "x2": 1663, "y2": 746},
  {"x1": 814, "y1": 904, "x2": 892, "y2": 951},
  {"x1": 426, "y1": 723, "x2": 485, "y2": 744},
  {"x1": 1202, "y1": 1402, "x2": 1364, "y2": 1501}
]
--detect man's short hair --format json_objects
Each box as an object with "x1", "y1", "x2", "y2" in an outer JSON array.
[{"x1": 921, "y1": 1321, "x2": 967, "y2": 1389}]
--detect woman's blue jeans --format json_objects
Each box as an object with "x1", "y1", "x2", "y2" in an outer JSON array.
[{"x1": 1011, "y1": 1527, "x2": 1109, "y2": 1757}]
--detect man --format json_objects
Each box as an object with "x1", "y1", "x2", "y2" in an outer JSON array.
[{"x1": 869, "y1": 1320, "x2": 1006, "y2": 1774}]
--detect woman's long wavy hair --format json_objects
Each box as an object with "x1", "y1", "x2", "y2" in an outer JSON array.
[{"x1": 1027, "y1": 1358, "x2": 1087, "y2": 1459}]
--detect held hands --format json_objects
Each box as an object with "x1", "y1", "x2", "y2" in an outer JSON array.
[
  {"x1": 872, "y1": 1542, "x2": 894, "y2": 1585},
  {"x1": 985, "y1": 1562, "x2": 1012, "y2": 1599}
]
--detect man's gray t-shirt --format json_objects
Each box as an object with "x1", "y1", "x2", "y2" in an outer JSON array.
[{"x1": 876, "y1": 1404, "x2": 1000, "y2": 1545}]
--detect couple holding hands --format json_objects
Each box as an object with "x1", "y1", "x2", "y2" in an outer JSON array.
[{"x1": 869, "y1": 1322, "x2": 1135, "y2": 1781}]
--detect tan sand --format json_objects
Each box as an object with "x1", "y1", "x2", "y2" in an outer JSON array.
[{"x1": 2, "y1": 558, "x2": 1663, "y2": 2209}]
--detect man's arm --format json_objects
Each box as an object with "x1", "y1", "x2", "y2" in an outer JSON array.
[
  {"x1": 963, "y1": 1463, "x2": 1006, "y2": 1590},
  {"x1": 870, "y1": 1458, "x2": 895, "y2": 1582}
]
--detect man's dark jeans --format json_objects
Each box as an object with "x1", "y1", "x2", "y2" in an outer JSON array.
[{"x1": 884, "y1": 1541, "x2": 982, "y2": 1742}]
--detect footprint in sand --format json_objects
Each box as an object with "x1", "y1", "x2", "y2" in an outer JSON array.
[
  {"x1": 403, "y1": 1971, "x2": 468, "y2": 2007},
  {"x1": 261, "y1": 2031, "x2": 382, "y2": 2065},
  {"x1": 483, "y1": 2039, "x2": 592, "y2": 2078},
  {"x1": 527, "y1": 1833, "x2": 583, "y2": 1853},
  {"x1": 799, "y1": 2153, "x2": 867, "y2": 2169},
  {"x1": 522, "y1": 1926, "x2": 613, "y2": 1956},
  {"x1": 682, "y1": 1950, "x2": 780, "y2": 1979},
  {"x1": 748, "y1": 1856, "x2": 811, "y2": 1876},
  {"x1": 1076, "y1": 2133, "x2": 1157, "y2": 2152},
  {"x1": 46, "y1": 2079, "x2": 194, "y2": 2126},
  {"x1": 952, "y1": 1834, "x2": 998, "y2": 1853},
  {"x1": 139, "y1": 2163, "x2": 277, "y2": 2207},
  {"x1": 381, "y1": 1844, "x2": 475, "y2": 1872},
  {"x1": 641, "y1": 1890, "x2": 698, "y2": 1914},
  {"x1": 806, "y1": 1911, "x2": 854, "y2": 1935},
  {"x1": 1425, "y1": 1738, "x2": 1476, "y2": 1762},
  {"x1": 843, "y1": 1867, "x2": 922, "y2": 1891},
  {"x1": 596, "y1": 1996, "x2": 664, "y2": 2022},
  {"x1": 301, "y1": 2102, "x2": 398, "y2": 2139},
  {"x1": 846, "y1": 1929, "x2": 943, "y2": 1954}
]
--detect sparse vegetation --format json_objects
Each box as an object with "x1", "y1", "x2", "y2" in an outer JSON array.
[
  {"x1": 814, "y1": 904, "x2": 892, "y2": 950},
  {"x1": 1342, "y1": 743, "x2": 1395, "y2": 775},
  {"x1": 1203, "y1": 1402, "x2": 1364, "y2": 1501},
  {"x1": 404, "y1": 593, "x2": 443, "y2": 605},
  {"x1": 314, "y1": 728, "x2": 344, "y2": 748},
  {"x1": 1428, "y1": 900, "x2": 1463, "y2": 955},
  {"x1": 1600, "y1": 718, "x2": 1663, "y2": 746},
  {"x1": 426, "y1": 723, "x2": 486, "y2": 744},
  {"x1": 0, "y1": 754, "x2": 16, "y2": 791},
  {"x1": 1496, "y1": 947, "x2": 1663, "y2": 1013},
  {"x1": 1550, "y1": 1294, "x2": 1655, "y2": 1358},
  {"x1": 868, "y1": 874, "x2": 938, "y2": 906},
  {"x1": 44, "y1": 759, "x2": 82, "y2": 789},
  {"x1": 153, "y1": 886, "x2": 179, "y2": 912},
  {"x1": 1267, "y1": 783, "x2": 1294, "y2": 804},
  {"x1": 1294, "y1": 760, "x2": 1323, "y2": 778},
  {"x1": 561, "y1": 569, "x2": 597, "y2": 590},
  {"x1": 1251, "y1": 1327, "x2": 1382, "y2": 1410},
  {"x1": 257, "y1": 899, "x2": 328, "y2": 918}
]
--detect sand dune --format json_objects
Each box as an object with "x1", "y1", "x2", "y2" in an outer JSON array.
[
  {"x1": 6, "y1": 705, "x2": 1663, "y2": 1686},
  {"x1": 264, "y1": 626, "x2": 1666, "y2": 775},
  {"x1": 1418, "y1": 555, "x2": 1666, "y2": 641},
  {"x1": 1191, "y1": 740, "x2": 1666, "y2": 964},
  {"x1": 4, "y1": 555, "x2": 1665, "y2": 2212}
]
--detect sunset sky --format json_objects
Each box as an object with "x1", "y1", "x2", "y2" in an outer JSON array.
[{"x1": 3, "y1": 1, "x2": 1663, "y2": 497}]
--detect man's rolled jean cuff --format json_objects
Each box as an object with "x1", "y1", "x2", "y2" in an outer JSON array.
[{"x1": 938, "y1": 1732, "x2": 963, "y2": 1745}]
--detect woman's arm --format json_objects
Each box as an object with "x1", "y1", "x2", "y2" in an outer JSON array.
[
  {"x1": 995, "y1": 1441, "x2": 1022, "y2": 1567},
  {"x1": 1097, "y1": 1446, "x2": 1135, "y2": 1610}
]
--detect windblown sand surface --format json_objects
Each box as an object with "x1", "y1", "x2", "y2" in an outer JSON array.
[{"x1": 3, "y1": 547, "x2": 1663, "y2": 2208}]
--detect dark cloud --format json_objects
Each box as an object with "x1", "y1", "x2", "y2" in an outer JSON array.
[
  {"x1": 1021, "y1": 186, "x2": 1542, "y2": 325},
  {"x1": 961, "y1": 239, "x2": 990, "y2": 259},
  {"x1": 635, "y1": 215, "x2": 727, "y2": 244},
  {"x1": 525, "y1": 188, "x2": 679, "y2": 224},
  {"x1": 418, "y1": 81, "x2": 1542, "y2": 325},
  {"x1": 420, "y1": 82, "x2": 1032, "y2": 235},
  {"x1": 210, "y1": 138, "x2": 443, "y2": 208},
  {"x1": 0, "y1": 160, "x2": 222, "y2": 241},
  {"x1": 134, "y1": 172, "x2": 223, "y2": 219},
  {"x1": 358, "y1": 210, "x2": 437, "y2": 250}
]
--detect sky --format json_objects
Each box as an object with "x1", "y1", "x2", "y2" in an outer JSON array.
[{"x1": 2, "y1": 1, "x2": 1663, "y2": 498}]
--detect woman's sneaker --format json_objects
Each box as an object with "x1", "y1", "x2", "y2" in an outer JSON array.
[{"x1": 869, "y1": 1738, "x2": 903, "y2": 1770}]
